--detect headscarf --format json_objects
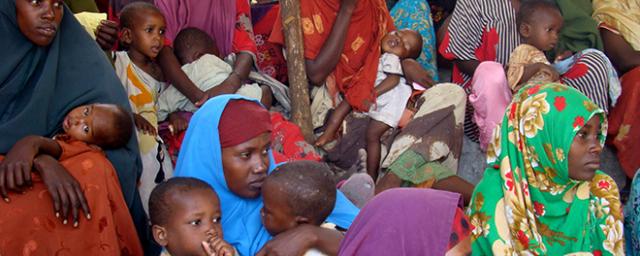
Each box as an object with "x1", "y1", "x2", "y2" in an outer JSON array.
[
  {"x1": 219, "y1": 100, "x2": 272, "y2": 148},
  {"x1": 269, "y1": 0, "x2": 395, "y2": 111},
  {"x1": 154, "y1": 0, "x2": 235, "y2": 56},
  {"x1": 468, "y1": 83, "x2": 624, "y2": 255},
  {"x1": 174, "y1": 95, "x2": 359, "y2": 256},
  {"x1": 338, "y1": 188, "x2": 461, "y2": 255},
  {"x1": 0, "y1": 0, "x2": 141, "y2": 211}
]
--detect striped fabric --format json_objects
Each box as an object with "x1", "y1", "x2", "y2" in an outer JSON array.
[{"x1": 440, "y1": 0, "x2": 611, "y2": 142}]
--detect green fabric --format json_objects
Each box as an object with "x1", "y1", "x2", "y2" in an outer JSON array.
[
  {"x1": 468, "y1": 83, "x2": 624, "y2": 255},
  {"x1": 64, "y1": 0, "x2": 99, "y2": 13},
  {"x1": 389, "y1": 149, "x2": 455, "y2": 186},
  {"x1": 555, "y1": 0, "x2": 603, "y2": 53}
]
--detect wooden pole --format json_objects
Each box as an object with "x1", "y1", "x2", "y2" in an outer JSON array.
[{"x1": 279, "y1": 0, "x2": 315, "y2": 143}]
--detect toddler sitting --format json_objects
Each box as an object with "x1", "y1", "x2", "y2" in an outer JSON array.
[
  {"x1": 261, "y1": 160, "x2": 338, "y2": 256},
  {"x1": 315, "y1": 29, "x2": 423, "y2": 182},
  {"x1": 150, "y1": 177, "x2": 236, "y2": 256},
  {"x1": 157, "y1": 27, "x2": 268, "y2": 123}
]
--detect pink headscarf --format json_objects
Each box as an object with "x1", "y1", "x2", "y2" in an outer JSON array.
[{"x1": 154, "y1": 0, "x2": 235, "y2": 56}]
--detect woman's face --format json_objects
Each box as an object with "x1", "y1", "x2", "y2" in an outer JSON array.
[
  {"x1": 221, "y1": 132, "x2": 271, "y2": 198},
  {"x1": 16, "y1": 0, "x2": 64, "y2": 47},
  {"x1": 568, "y1": 115, "x2": 603, "y2": 181}
]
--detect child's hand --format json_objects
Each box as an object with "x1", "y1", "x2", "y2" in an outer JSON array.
[
  {"x1": 202, "y1": 237, "x2": 235, "y2": 256},
  {"x1": 95, "y1": 20, "x2": 119, "y2": 51},
  {"x1": 168, "y1": 112, "x2": 189, "y2": 135},
  {"x1": 538, "y1": 63, "x2": 560, "y2": 81},
  {"x1": 555, "y1": 50, "x2": 573, "y2": 62},
  {"x1": 0, "y1": 136, "x2": 41, "y2": 200},
  {"x1": 133, "y1": 114, "x2": 157, "y2": 136}
]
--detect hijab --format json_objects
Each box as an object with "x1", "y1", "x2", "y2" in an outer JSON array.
[
  {"x1": 174, "y1": 95, "x2": 359, "y2": 256},
  {"x1": 468, "y1": 83, "x2": 624, "y2": 255}
]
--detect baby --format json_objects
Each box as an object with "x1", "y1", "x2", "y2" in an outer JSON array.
[
  {"x1": 149, "y1": 177, "x2": 236, "y2": 256},
  {"x1": 157, "y1": 27, "x2": 270, "y2": 129},
  {"x1": 315, "y1": 29, "x2": 423, "y2": 181},
  {"x1": 1, "y1": 103, "x2": 133, "y2": 167},
  {"x1": 261, "y1": 160, "x2": 337, "y2": 256},
  {"x1": 507, "y1": 0, "x2": 563, "y2": 92}
]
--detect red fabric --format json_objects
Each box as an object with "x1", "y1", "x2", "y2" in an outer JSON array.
[
  {"x1": 270, "y1": 0, "x2": 394, "y2": 111},
  {"x1": 270, "y1": 112, "x2": 322, "y2": 163},
  {"x1": 253, "y1": 4, "x2": 288, "y2": 83},
  {"x1": 607, "y1": 66, "x2": 640, "y2": 178},
  {"x1": 219, "y1": 100, "x2": 272, "y2": 148},
  {"x1": 447, "y1": 207, "x2": 472, "y2": 250},
  {"x1": 438, "y1": 28, "x2": 500, "y2": 88},
  {"x1": 233, "y1": 0, "x2": 258, "y2": 55}
]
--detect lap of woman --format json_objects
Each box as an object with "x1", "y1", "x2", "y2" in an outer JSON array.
[{"x1": 0, "y1": 142, "x2": 141, "y2": 255}]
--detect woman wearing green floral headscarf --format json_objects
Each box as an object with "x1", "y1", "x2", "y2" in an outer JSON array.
[{"x1": 468, "y1": 82, "x2": 624, "y2": 255}]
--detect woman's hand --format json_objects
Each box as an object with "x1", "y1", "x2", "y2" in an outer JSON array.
[
  {"x1": 202, "y1": 237, "x2": 235, "y2": 256},
  {"x1": 401, "y1": 59, "x2": 436, "y2": 88},
  {"x1": 195, "y1": 73, "x2": 243, "y2": 107},
  {"x1": 95, "y1": 20, "x2": 119, "y2": 51},
  {"x1": 0, "y1": 137, "x2": 42, "y2": 200},
  {"x1": 134, "y1": 113, "x2": 158, "y2": 136},
  {"x1": 34, "y1": 155, "x2": 91, "y2": 227},
  {"x1": 168, "y1": 112, "x2": 189, "y2": 135}
]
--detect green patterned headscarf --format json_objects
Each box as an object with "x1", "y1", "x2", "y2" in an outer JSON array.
[{"x1": 468, "y1": 83, "x2": 624, "y2": 255}]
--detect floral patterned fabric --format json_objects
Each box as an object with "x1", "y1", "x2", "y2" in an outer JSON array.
[
  {"x1": 468, "y1": 83, "x2": 624, "y2": 255},
  {"x1": 625, "y1": 169, "x2": 640, "y2": 255}
]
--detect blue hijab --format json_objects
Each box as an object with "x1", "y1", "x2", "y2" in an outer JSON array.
[{"x1": 174, "y1": 95, "x2": 359, "y2": 255}]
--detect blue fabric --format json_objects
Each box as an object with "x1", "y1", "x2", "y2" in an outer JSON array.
[
  {"x1": 625, "y1": 170, "x2": 640, "y2": 255},
  {"x1": 174, "y1": 95, "x2": 358, "y2": 256},
  {"x1": 390, "y1": 0, "x2": 439, "y2": 82}
]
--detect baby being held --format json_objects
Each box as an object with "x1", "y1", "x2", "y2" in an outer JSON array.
[
  {"x1": 261, "y1": 160, "x2": 337, "y2": 255},
  {"x1": 150, "y1": 177, "x2": 236, "y2": 256},
  {"x1": 508, "y1": 0, "x2": 564, "y2": 91}
]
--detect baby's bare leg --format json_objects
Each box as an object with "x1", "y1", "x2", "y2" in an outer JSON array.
[
  {"x1": 315, "y1": 100, "x2": 352, "y2": 146},
  {"x1": 365, "y1": 119, "x2": 391, "y2": 182}
]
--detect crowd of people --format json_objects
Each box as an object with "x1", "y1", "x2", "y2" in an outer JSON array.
[{"x1": 0, "y1": 0, "x2": 638, "y2": 255}]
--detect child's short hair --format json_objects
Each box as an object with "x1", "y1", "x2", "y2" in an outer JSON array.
[
  {"x1": 516, "y1": 0, "x2": 561, "y2": 28},
  {"x1": 173, "y1": 27, "x2": 218, "y2": 65},
  {"x1": 95, "y1": 104, "x2": 133, "y2": 149},
  {"x1": 267, "y1": 161, "x2": 336, "y2": 225},
  {"x1": 149, "y1": 177, "x2": 215, "y2": 226},
  {"x1": 119, "y1": 2, "x2": 163, "y2": 30}
]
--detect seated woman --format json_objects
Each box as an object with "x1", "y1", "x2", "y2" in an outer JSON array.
[
  {"x1": 0, "y1": 0, "x2": 144, "y2": 254},
  {"x1": 468, "y1": 83, "x2": 624, "y2": 255},
  {"x1": 439, "y1": 0, "x2": 617, "y2": 146},
  {"x1": 593, "y1": 0, "x2": 640, "y2": 179},
  {"x1": 339, "y1": 188, "x2": 471, "y2": 255},
  {"x1": 270, "y1": 0, "x2": 474, "y2": 204},
  {"x1": 173, "y1": 95, "x2": 359, "y2": 256}
]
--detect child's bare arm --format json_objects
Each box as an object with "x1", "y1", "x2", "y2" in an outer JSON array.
[
  {"x1": 517, "y1": 63, "x2": 559, "y2": 89},
  {"x1": 374, "y1": 74, "x2": 402, "y2": 96}
]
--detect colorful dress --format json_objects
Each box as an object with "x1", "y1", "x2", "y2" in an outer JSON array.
[
  {"x1": 251, "y1": 2, "x2": 289, "y2": 84},
  {"x1": 468, "y1": 83, "x2": 624, "y2": 255},
  {"x1": 390, "y1": 0, "x2": 439, "y2": 82},
  {"x1": 625, "y1": 169, "x2": 640, "y2": 255},
  {"x1": 439, "y1": 0, "x2": 613, "y2": 142},
  {"x1": 115, "y1": 52, "x2": 173, "y2": 214}
]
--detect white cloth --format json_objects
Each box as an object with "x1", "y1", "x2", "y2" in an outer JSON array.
[
  {"x1": 156, "y1": 54, "x2": 263, "y2": 121},
  {"x1": 367, "y1": 53, "x2": 412, "y2": 128}
]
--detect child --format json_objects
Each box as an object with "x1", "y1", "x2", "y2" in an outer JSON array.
[
  {"x1": 507, "y1": 0, "x2": 563, "y2": 92},
  {"x1": 1, "y1": 103, "x2": 133, "y2": 177},
  {"x1": 260, "y1": 160, "x2": 337, "y2": 255},
  {"x1": 149, "y1": 177, "x2": 236, "y2": 256},
  {"x1": 114, "y1": 2, "x2": 173, "y2": 214},
  {"x1": 156, "y1": 27, "x2": 270, "y2": 129},
  {"x1": 315, "y1": 29, "x2": 423, "y2": 182}
]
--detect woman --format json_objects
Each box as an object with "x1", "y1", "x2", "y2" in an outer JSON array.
[
  {"x1": 468, "y1": 83, "x2": 624, "y2": 255},
  {"x1": 173, "y1": 95, "x2": 359, "y2": 256},
  {"x1": 0, "y1": 0, "x2": 144, "y2": 254},
  {"x1": 593, "y1": 0, "x2": 640, "y2": 178},
  {"x1": 338, "y1": 188, "x2": 471, "y2": 255},
  {"x1": 439, "y1": 0, "x2": 615, "y2": 143}
]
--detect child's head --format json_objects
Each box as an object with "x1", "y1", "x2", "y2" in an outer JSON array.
[
  {"x1": 260, "y1": 160, "x2": 336, "y2": 236},
  {"x1": 15, "y1": 0, "x2": 64, "y2": 47},
  {"x1": 63, "y1": 103, "x2": 133, "y2": 149},
  {"x1": 173, "y1": 27, "x2": 220, "y2": 65},
  {"x1": 150, "y1": 177, "x2": 223, "y2": 256},
  {"x1": 381, "y1": 29, "x2": 423, "y2": 59},
  {"x1": 517, "y1": 0, "x2": 563, "y2": 51},
  {"x1": 119, "y1": 2, "x2": 166, "y2": 59}
]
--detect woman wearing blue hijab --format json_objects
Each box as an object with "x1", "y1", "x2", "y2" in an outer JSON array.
[{"x1": 174, "y1": 95, "x2": 359, "y2": 255}]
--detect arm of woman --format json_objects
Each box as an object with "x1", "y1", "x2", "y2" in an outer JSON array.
[
  {"x1": 256, "y1": 224, "x2": 344, "y2": 256},
  {"x1": 157, "y1": 47, "x2": 205, "y2": 105},
  {"x1": 200, "y1": 51, "x2": 253, "y2": 99},
  {"x1": 402, "y1": 59, "x2": 436, "y2": 88},
  {"x1": 305, "y1": 0, "x2": 358, "y2": 86},
  {"x1": 600, "y1": 28, "x2": 640, "y2": 74},
  {"x1": 453, "y1": 60, "x2": 481, "y2": 77}
]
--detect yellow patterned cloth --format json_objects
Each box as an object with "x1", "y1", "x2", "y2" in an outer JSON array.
[{"x1": 592, "y1": 0, "x2": 640, "y2": 51}]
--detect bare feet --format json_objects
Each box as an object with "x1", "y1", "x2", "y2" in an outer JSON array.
[{"x1": 314, "y1": 129, "x2": 338, "y2": 147}]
